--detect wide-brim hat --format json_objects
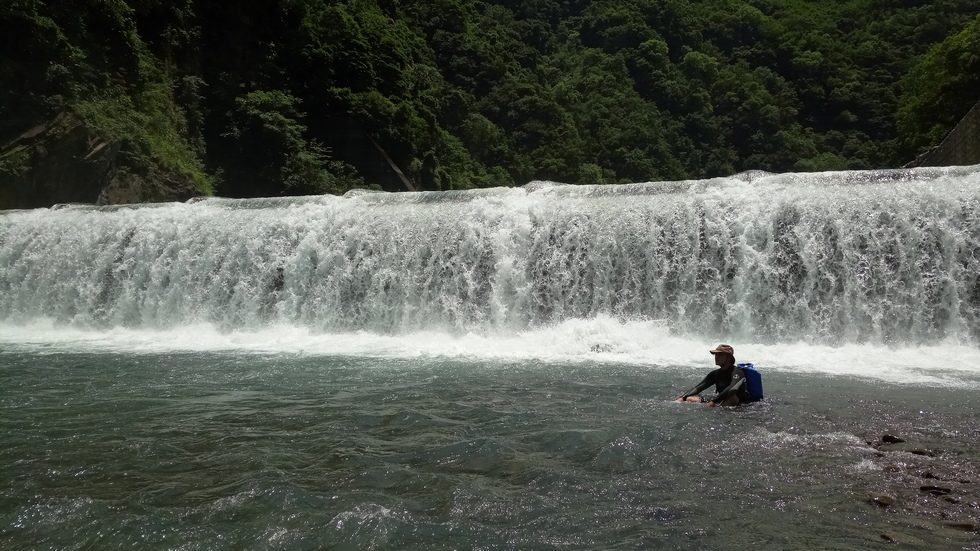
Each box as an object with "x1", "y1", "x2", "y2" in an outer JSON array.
[{"x1": 709, "y1": 344, "x2": 734, "y2": 356}]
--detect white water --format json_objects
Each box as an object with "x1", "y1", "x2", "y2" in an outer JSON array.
[
  {"x1": 0, "y1": 316, "x2": 975, "y2": 387},
  {"x1": 2, "y1": 166, "x2": 980, "y2": 385}
]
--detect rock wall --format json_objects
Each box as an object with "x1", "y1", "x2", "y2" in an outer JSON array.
[
  {"x1": 0, "y1": 112, "x2": 201, "y2": 210},
  {"x1": 909, "y1": 99, "x2": 980, "y2": 168}
]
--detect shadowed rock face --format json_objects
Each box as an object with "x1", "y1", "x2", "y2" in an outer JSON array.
[
  {"x1": 909, "y1": 99, "x2": 980, "y2": 168},
  {"x1": 0, "y1": 112, "x2": 199, "y2": 209}
]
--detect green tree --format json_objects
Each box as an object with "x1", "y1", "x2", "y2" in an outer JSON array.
[
  {"x1": 224, "y1": 90, "x2": 362, "y2": 195},
  {"x1": 897, "y1": 14, "x2": 980, "y2": 158}
]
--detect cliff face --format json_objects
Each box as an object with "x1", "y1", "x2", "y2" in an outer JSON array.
[
  {"x1": 0, "y1": 112, "x2": 200, "y2": 210},
  {"x1": 909, "y1": 99, "x2": 980, "y2": 168}
]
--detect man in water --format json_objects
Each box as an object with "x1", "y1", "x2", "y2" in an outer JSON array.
[{"x1": 676, "y1": 344, "x2": 748, "y2": 407}]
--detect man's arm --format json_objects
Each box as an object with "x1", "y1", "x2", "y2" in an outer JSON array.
[{"x1": 679, "y1": 371, "x2": 716, "y2": 400}]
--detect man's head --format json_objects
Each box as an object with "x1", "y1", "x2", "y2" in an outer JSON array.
[{"x1": 709, "y1": 344, "x2": 735, "y2": 368}]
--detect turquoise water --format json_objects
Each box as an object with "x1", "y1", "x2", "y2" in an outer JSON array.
[{"x1": 3, "y1": 347, "x2": 978, "y2": 550}]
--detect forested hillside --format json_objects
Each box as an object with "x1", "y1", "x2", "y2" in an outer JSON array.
[{"x1": 1, "y1": 0, "x2": 979, "y2": 203}]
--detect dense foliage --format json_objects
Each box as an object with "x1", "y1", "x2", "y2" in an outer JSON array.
[
  {"x1": 2, "y1": 0, "x2": 979, "y2": 196},
  {"x1": 898, "y1": 12, "x2": 980, "y2": 157}
]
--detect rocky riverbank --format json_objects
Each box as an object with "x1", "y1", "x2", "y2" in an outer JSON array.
[
  {"x1": 865, "y1": 433, "x2": 979, "y2": 545},
  {"x1": 0, "y1": 112, "x2": 201, "y2": 210}
]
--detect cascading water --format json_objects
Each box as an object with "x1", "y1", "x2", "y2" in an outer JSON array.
[{"x1": 2, "y1": 165, "x2": 979, "y2": 345}]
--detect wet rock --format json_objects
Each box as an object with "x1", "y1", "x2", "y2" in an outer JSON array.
[
  {"x1": 920, "y1": 485, "x2": 953, "y2": 496},
  {"x1": 941, "y1": 521, "x2": 976, "y2": 531},
  {"x1": 908, "y1": 448, "x2": 935, "y2": 456},
  {"x1": 913, "y1": 469, "x2": 974, "y2": 484},
  {"x1": 865, "y1": 431, "x2": 980, "y2": 541},
  {"x1": 879, "y1": 442, "x2": 935, "y2": 456},
  {"x1": 869, "y1": 493, "x2": 897, "y2": 506}
]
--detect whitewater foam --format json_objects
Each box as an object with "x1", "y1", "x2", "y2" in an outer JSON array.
[
  {"x1": 1, "y1": 316, "x2": 976, "y2": 387},
  {"x1": 4, "y1": 166, "x2": 980, "y2": 367}
]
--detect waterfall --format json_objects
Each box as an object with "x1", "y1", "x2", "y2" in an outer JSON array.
[{"x1": 2, "y1": 166, "x2": 979, "y2": 345}]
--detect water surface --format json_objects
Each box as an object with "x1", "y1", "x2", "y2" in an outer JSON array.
[{"x1": 3, "y1": 347, "x2": 978, "y2": 550}]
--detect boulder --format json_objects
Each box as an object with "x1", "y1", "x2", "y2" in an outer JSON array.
[
  {"x1": 0, "y1": 112, "x2": 200, "y2": 209},
  {"x1": 869, "y1": 493, "x2": 897, "y2": 506}
]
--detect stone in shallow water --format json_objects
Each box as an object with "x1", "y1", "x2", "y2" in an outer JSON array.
[
  {"x1": 908, "y1": 447, "x2": 935, "y2": 456},
  {"x1": 869, "y1": 493, "x2": 896, "y2": 506},
  {"x1": 941, "y1": 521, "x2": 976, "y2": 531},
  {"x1": 882, "y1": 434, "x2": 905, "y2": 444},
  {"x1": 879, "y1": 442, "x2": 936, "y2": 456},
  {"x1": 920, "y1": 485, "x2": 953, "y2": 496}
]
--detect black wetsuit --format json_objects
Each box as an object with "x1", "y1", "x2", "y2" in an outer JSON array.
[{"x1": 681, "y1": 365, "x2": 748, "y2": 404}]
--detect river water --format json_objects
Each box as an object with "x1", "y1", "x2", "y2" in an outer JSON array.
[
  {"x1": 2, "y1": 338, "x2": 978, "y2": 550},
  {"x1": 2, "y1": 167, "x2": 980, "y2": 549}
]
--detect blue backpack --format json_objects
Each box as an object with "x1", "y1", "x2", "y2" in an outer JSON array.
[{"x1": 737, "y1": 363, "x2": 764, "y2": 402}]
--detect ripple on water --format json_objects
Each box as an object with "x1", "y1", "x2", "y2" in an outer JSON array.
[{"x1": 2, "y1": 352, "x2": 979, "y2": 550}]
